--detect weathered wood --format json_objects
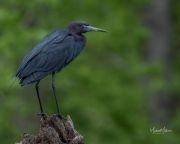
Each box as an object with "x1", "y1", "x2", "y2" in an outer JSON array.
[{"x1": 17, "y1": 115, "x2": 84, "y2": 144}]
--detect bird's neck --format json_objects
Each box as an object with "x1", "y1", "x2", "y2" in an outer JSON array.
[{"x1": 70, "y1": 32, "x2": 84, "y2": 39}]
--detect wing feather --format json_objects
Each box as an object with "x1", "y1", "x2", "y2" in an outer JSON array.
[
  {"x1": 17, "y1": 35, "x2": 74, "y2": 79},
  {"x1": 16, "y1": 29, "x2": 68, "y2": 77}
]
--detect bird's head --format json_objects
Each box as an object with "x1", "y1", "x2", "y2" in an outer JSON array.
[{"x1": 68, "y1": 21, "x2": 107, "y2": 35}]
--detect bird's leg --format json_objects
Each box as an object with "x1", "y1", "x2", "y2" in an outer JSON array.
[
  {"x1": 52, "y1": 72, "x2": 63, "y2": 119},
  {"x1": 35, "y1": 81, "x2": 45, "y2": 117}
]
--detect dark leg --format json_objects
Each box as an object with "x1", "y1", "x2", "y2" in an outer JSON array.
[
  {"x1": 35, "y1": 81, "x2": 44, "y2": 116},
  {"x1": 52, "y1": 72, "x2": 63, "y2": 119}
]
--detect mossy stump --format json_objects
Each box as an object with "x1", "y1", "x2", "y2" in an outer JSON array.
[{"x1": 18, "y1": 115, "x2": 84, "y2": 144}]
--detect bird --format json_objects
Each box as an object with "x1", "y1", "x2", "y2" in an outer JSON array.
[{"x1": 16, "y1": 21, "x2": 106, "y2": 118}]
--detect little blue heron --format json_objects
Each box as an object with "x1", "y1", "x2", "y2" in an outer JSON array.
[{"x1": 16, "y1": 21, "x2": 106, "y2": 118}]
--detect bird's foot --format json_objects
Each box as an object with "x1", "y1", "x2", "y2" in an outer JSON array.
[
  {"x1": 52, "y1": 113, "x2": 66, "y2": 120},
  {"x1": 36, "y1": 112, "x2": 47, "y2": 119}
]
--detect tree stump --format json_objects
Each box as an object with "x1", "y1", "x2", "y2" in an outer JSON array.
[{"x1": 17, "y1": 115, "x2": 85, "y2": 144}]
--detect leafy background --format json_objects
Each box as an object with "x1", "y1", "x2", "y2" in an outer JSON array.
[{"x1": 0, "y1": 0, "x2": 180, "y2": 143}]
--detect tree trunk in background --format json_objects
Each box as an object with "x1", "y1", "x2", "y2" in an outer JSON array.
[
  {"x1": 146, "y1": 0, "x2": 171, "y2": 66},
  {"x1": 144, "y1": 0, "x2": 172, "y2": 126}
]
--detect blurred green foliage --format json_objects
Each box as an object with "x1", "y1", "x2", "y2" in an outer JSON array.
[{"x1": 0, "y1": 0, "x2": 179, "y2": 143}]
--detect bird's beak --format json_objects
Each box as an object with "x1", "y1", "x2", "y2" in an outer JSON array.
[{"x1": 83, "y1": 25, "x2": 107, "y2": 32}]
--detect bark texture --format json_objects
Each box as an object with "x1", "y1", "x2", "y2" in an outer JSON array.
[
  {"x1": 17, "y1": 115, "x2": 84, "y2": 144},
  {"x1": 144, "y1": 0, "x2": 172, "y2": 126}
]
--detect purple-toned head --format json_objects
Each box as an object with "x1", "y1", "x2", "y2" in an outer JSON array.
[{"x1": 68, "y1": 21, "x2": 107, "y2": 34}]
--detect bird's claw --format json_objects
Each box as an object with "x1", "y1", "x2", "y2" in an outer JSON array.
[
  {"x1": 52, "y1": 113, "x2": 66, "y2": 120},
  {"x1": 36, "y1": 112, "x2": 47, "y2": 119}
]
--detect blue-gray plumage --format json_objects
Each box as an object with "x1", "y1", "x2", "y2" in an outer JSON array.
[{"x1": 16, "y1": 21, "x2": 106, "y2": 118}]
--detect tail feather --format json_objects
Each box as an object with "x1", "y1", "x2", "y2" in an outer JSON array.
[{"x1": 20, "y1": 72, "x2": 48, "y2": 86}]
